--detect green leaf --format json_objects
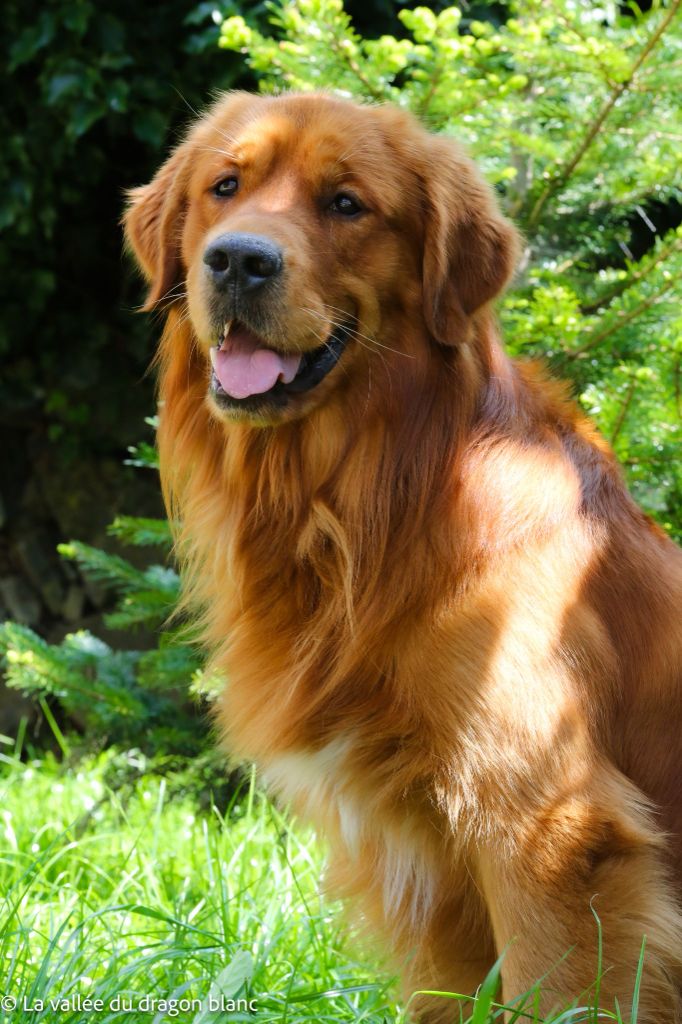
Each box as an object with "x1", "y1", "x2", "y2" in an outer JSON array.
[{"x1": 471, "y1": 949, "x2": 505, "y2": 1024}]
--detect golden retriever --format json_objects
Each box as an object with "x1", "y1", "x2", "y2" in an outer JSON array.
[{"x1": 124, "y1": 92, "x2": 682, "y2": 1022}]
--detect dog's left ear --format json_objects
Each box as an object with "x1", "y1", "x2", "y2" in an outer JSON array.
[
  {"x1": 420, "y1": 136, "x2": 520, "y2": 345},
  {"x1": 123, "y1": 142, "x2": 191, "y2": 312}
]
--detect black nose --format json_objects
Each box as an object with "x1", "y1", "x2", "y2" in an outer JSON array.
[{"x1": 203, "y1": 233, "x2": 283, "y2": 293}]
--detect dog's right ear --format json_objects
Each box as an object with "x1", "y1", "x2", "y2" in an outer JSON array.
[{"x1": 123, "y1": 143, "x2": 191, "y2": 312}]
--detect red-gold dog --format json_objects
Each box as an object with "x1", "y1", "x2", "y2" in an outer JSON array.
[{"x1": 125, "y1": 92, "x2": 682, "y2": 1022}]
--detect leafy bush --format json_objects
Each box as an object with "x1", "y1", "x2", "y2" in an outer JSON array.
[{"x1": 0, "y1": 0, "x2": 242, "y2": 458}]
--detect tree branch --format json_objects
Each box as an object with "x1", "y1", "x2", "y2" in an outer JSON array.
[
  {"x1": 610, "y1": 377, "x2": 637, "y2": 446},
  {"x1": 527, "y1": 0, "x2": 681, "y2": 229},
  {"x1": 565, "y1": 277, "x2": 676, "y2": 361},
  {"x1": 580, "y1": 236, "x2": 682, "y2": 314},
  {"x1": 326, "y1": 28, "x2": 387, "y2": 101}
]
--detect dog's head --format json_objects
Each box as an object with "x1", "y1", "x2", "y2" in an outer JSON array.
[{"x1": 124, "y1": 92, "x2": 519, "y2": 425}]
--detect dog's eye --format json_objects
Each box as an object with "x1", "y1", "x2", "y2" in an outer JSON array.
[
  {"x1": 328, "y1": 192, "x2": 363, "y2": 217},
  {"x1": 214, "y1": 177, "x2": 239, "y2": 198}
]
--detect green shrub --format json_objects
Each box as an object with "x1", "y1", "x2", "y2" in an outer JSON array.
[{"x1": 0, "y1": 430, "x2": 212, "y2": 755}]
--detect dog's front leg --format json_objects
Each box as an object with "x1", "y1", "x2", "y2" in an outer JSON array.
[{"x1": 476, "y1": 766, "x2": 682, "y2": 1022}]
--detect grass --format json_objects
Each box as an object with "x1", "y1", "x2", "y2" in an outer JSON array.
[
  {"x1": 0, "y1": 743, "x2": 396, "y2": 1023},
  {"x1": 0, "y1": 739, "x2": 645, "y2": 1024}
]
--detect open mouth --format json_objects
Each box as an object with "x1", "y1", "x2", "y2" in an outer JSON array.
[{"x1": 209, "y1": 319, "x2": 352, "y2": 410}]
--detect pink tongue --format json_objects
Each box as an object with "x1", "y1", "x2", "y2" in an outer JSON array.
[{"x1": 212, "y1": 326, "x2": 301, "y2": 399}]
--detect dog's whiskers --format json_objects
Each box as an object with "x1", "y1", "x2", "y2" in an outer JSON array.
[
  {"x1": 301, "y1": 306, "x2": 413, "y2": 362},
  {"x1": 294, "y1": 308, "x2": 354, "y2": 383},
  {"x1": 198, "y1": 145, "x2": 239, "y2": 161},
  {"x1": 323, "y1": 304, "x2": 415, "y2": 359},
  {"x1": 160, "y1": 287, "x2": 188, "y2": 303},
  {"x1": 301, "y1": 309, "x2": 391, "y2": 382},
  {"x1": 300, "y1": 307, "x2": 390, "y2": 373},
  {"x1": 162, "y1": 304, "x2": 192, "y2": 340}
]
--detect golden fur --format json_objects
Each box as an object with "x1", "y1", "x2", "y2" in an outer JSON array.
[{"x1": 124, "y1": 92, "x2": 682, "y2": 1022}]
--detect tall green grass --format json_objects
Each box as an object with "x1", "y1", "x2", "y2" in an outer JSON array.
[
  {"x1": 0, "y1": 745, "x2": 395, "y2": 1023},
  {"x1": 0, "y1": 743, "x2": 646, "y2": 1023}
]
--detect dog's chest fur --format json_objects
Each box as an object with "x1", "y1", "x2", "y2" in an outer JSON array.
[{"x1": 261, "y1": 736, "x2": 440, "y2": 926}]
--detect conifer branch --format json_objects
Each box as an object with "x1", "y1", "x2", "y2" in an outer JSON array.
[
  {"x1": 527, "y1": 0, "x2": 681, "y2": 229},
  {"x1": 581, "y1": 236, "x2": 682, "y2": 314},
  {"x1": 566, "y1": 277, "x2": 676, "y2": 360},
  {"x1": 610, "y1": 378, "x2": 637, "y2": 445}
]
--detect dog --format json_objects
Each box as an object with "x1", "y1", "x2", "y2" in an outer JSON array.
[{"x1": 124, "y1": 91, "x2": 682, "y2": 1022}]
